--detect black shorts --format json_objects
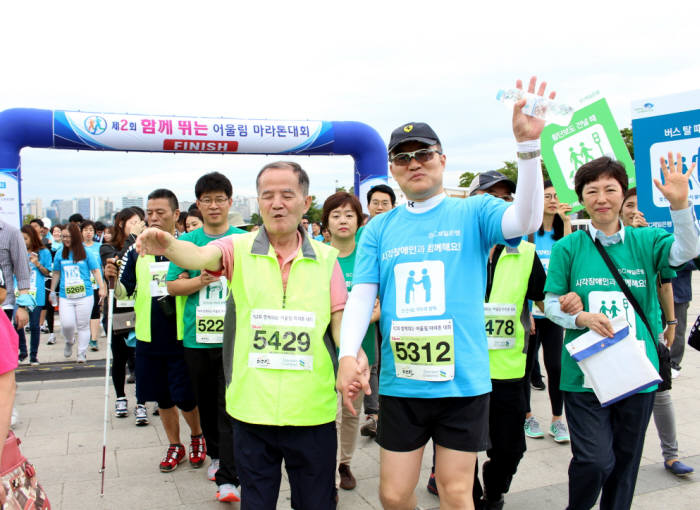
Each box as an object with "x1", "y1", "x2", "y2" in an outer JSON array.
[
  {"x1": 90, "y1": 293, "x2": 101, "y2": 319},
  {"x1": 135, "y1": 351, "x2": 196, "y2": 411},
  {"x1": 377, "y1": 393, "x2": 491, "y2": 453}
]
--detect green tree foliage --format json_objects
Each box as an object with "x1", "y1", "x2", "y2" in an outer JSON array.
[
  {"x1": 305, "y1": 196, "x2": 323, "y2": 223},
  {"x1": 458, "y1": 160, "x2": 550, "y2": 189},
  {"x1": 620, "y1": 127, "x2": 634, "y2": 160},
  {"x1": 249, "y1": 213, "x2": 262, "y2": 226},
  {"x1": 22, "y1": 214, "x2": 36, "y2": 225}
]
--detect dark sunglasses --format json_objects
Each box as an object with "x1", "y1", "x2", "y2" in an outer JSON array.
[{"x1": 389, "y1": 148, "x2": 441, "y2": 166}]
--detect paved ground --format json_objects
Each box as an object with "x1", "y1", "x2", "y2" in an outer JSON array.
[{"x1": 12, "y1": 274, "x2": 700, "y2": 509}]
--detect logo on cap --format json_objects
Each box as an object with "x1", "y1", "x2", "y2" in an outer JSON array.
[{"x1": 403, "y1": 125, "x2": 413, "y2": 133}]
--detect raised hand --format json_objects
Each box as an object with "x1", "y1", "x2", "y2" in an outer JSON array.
[
  {"x1": 135, "y1": 227, "x2": 174, "y2": 257},
  {"x1": 654, "y1": 152, "x2": 696, "y2": 210},
  {"x1": 557, "y1": 202, "x2": 572, "y2": 221},
  {"x1": 631, "y1": 211, "x2": 648, "y2": 228},
  {"x1": 512, "y1": 76, "x2": 556, "y2": 142}
]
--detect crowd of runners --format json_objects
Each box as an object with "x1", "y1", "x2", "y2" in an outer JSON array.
[{"x1": 2, "y1": 77, "x2": 700, "y2": 509}]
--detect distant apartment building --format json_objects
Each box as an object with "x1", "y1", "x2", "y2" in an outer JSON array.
[{"x1": 122, "y1": 195, "x2": 144, "y2": 209}]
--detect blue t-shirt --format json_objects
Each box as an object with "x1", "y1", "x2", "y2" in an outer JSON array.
[
  {"x1": 353, "y1": 194, "x2": 511, "y2": 398},
  {"x1": 52, "y1": 249, "x2": 101, "y2": 299},
  {"x1": 531, "y1": 229, "x2": 556, "y2": 317},
  {"x1": 29, "y1": 249, "x2": 52, "y2": 306},
  {"x1": 84, "y1": 243, "x2": 103, "y2": 289},
  {"x1": 533, "y1": 229, "x2": 556, "y2": 273}
]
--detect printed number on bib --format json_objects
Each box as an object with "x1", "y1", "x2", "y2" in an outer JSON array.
[
  {"x1": 149, "y1": 262, "x2": 169, "y2": 297},
  {"x1": 195, "y1": 277, "x2": 229, "y2": 343},
  {"x1": 248, "y1": 309, "x2": 315, "y2": 371},
  {"x1": 195, "y1": 304, "x2": 226, "y2": 344},
  {"x1": 28, "y1": 271, "x2": 37, "y2": 298},
  {"x1": 484, "y1": 303, "x2": 517, "y2": 350},
  {"x1": 390, "y1": 319, "x2": 454, "y2": 381},
  {"x1": 64, "y1": 264, "x2": 86, "y2": 299}
]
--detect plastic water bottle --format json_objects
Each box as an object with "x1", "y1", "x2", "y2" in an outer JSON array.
[
  {"x1": 496, "y1": 88, "x2": 574, "y2": 126},
  {"x1": 49, "y1": 292, "x2": 58, "y2": 307}
]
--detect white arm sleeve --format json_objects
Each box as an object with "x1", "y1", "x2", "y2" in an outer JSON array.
[
  {"x1": 668, "y1": 204, "x2": 700, "y2": 266},
  {"x1": 339, "y1": 283, "x2": 379, "y2": 360},
  {"x1": 501, "y1": 140, "x2": 544, "y2": 239}
]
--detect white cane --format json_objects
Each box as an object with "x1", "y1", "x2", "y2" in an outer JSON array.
[{"x1": 99, "y1": 273, "x2": 116, "y2": 497}]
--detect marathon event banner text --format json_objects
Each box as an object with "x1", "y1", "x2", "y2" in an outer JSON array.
[
  {"x1": 0, "y1": 168, "x2": 21, "y2": 227},
  {"x1": 632, "y1": 89, "x2": 700, "y2": 230},
  {"x1": 53, "y1": 112, "x2": 332, "y2": 155}
]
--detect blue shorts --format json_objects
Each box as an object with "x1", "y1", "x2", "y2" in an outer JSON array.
[{"x1": 135, "y1": 347, "x2": 196, "y2": 411}]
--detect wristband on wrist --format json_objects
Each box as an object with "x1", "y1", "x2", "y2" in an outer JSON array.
[
  {"x1": 667, "y1": 319, "x2": 678, "y2": 325},
  {"x1": 517, "y1": 150, "x2": 541, "y2": 160}
]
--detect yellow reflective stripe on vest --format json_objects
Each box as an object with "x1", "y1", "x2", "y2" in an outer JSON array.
[
  {"x1": 134, "y1": 255, "x2": 155, "y2": 342},
  {"x1": 486, "y1": 241, "x2": 535, "y2": 380},
  {"x1": 226, "y1": 231, "x2": 338, "y2": 426}
]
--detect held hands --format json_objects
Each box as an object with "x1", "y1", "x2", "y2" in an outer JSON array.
[
  {"x1": 336, "y1": 351, "x2": 371, "y2": 416},
  {"x1": 512, "y1": 76, "x2": 556, "y2": 142},
  {"x1": 655, "y1": 152, "x2": 697, "y2": 210},
  {"x1": 199, "y1": 272, "x2": 218, "y2": 286},
  {"x1": 575, "y1": 311, "x2": 615, "y2": 338},
  {"x1": 135, "y1": 228, "x2": 174, "y2": 257},
  {"x1": 559, "y1": 292, "x2": 584, "y2": 315}
]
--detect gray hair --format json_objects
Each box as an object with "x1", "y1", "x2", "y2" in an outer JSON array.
[{"x1": 255, "y1": 161, "x2": 310, "y2": 196}]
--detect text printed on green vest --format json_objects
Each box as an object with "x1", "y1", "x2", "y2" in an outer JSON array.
[
  {"x1": 390, "y1": 319, "x2": 454, "y2": 381},
  {"x1": 248, "y1": 309, "x2": 315, "y2": 371},
  {"x1": 484, "y1": 303, "x2": 517, "y2": 350}
]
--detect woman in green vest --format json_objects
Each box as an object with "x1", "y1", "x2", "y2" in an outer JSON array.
[
  {"x1": 544, "y1": 154, "x2": 699, "y2": 510},
  {"x1": 322, "y1": 191, "x2": 379, "y2": 493}
]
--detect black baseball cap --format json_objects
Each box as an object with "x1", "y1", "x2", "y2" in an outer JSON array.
[
  {"x1": 467, "y1": 171, "x2": 516, "y2": 197},
  {"x1": 388, "y1": 122, "x2": 441, "y2": 153}
]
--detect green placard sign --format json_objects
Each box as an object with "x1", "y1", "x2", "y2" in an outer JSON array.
[{"x1": 541, "y1": 98, "x2": 634, "y2": 212}]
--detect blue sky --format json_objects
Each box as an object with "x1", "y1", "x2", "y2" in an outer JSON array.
[{"x1": 2, "y1": 0, "x2": 698, "y2": 206}]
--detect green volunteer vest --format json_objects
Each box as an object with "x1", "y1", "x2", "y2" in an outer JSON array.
[
  {"x1": 134, "y1": 255, "x2": 183, "y2": 342},
  {"x1": 486, "y1": 241, "x2": 535, "y2": 380},
  {"x1": 225, "y1": 229, "x2": 339, "y2": 426},
  {"x1": 134, "y1": 255, "x2": 155, "y2": 342}
]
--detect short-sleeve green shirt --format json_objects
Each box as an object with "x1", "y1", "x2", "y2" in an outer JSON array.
[
  {"x1": 337, "y1": 248, "x2": 376, "y2": 366},
  {"x1": 166, "y1": 226, "x2": 246, "y2": 349},
  {"x1": 544, "y1": 227, "x2": 674, "y2": 393}
]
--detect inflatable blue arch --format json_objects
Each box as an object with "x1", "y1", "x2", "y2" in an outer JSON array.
[{"x1": 0, "y1": 108, "x2": 388, "y2": 226}]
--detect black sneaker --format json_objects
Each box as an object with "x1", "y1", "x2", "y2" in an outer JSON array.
[{"x1": 531, "y1": 379, "x2": 546, "y2": 391}]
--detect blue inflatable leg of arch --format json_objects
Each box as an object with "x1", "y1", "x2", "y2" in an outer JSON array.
[{"x1": 0, "y1": 108, "x2": 388, "y2": 226}]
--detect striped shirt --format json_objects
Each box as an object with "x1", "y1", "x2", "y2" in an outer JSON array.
[{"x1": 0, "y1": 219, "x2": 31, "y2": 308}]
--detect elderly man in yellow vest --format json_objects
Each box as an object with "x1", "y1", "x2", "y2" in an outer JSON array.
[{"x1": 135, "y1": 162, "x2": 365, "y2": 510}]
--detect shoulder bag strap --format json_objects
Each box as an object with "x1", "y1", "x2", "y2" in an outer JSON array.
[{"x1": 591, "y1": 237, "x2": 656, "y2": 343}]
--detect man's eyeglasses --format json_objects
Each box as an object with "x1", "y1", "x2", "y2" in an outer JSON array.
[
  {"x1": 199, "y1": 197, "x2": 229, "y2": 206},
  {"x1": 544, "y1": 193, "x2": 558, "y2": 201},
  {"x1": 389, "y1": 148, "x2": 441, "y2": 166}
]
